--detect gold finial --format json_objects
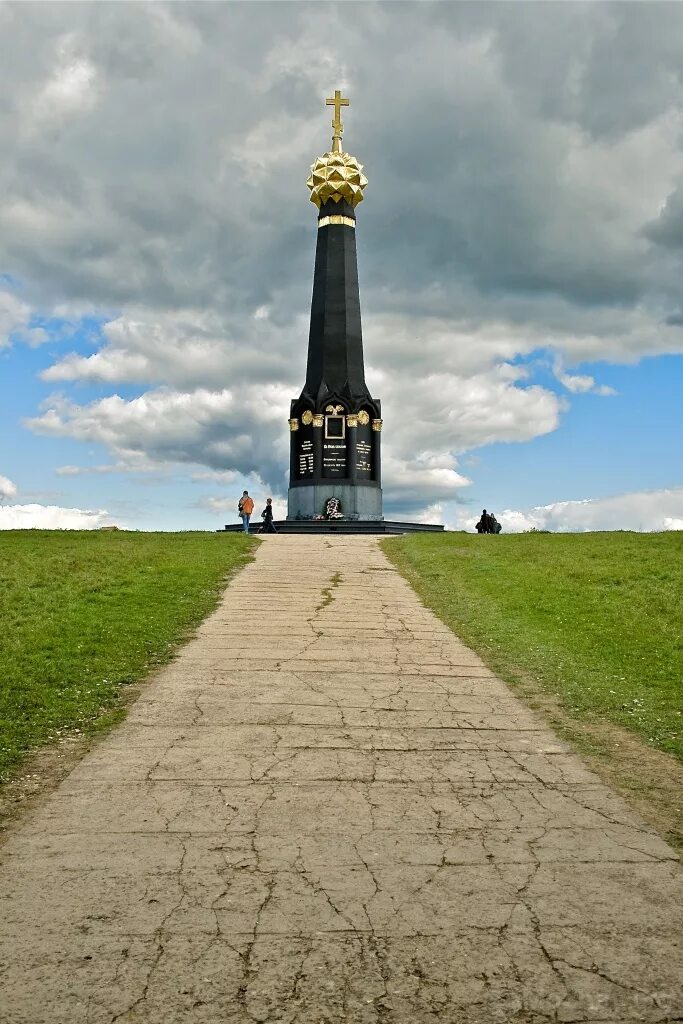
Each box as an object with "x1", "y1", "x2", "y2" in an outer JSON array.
[
  {"x1": 306, "y1": 89, "x2": 367, "y2": 209},
  {"x1": 326, "y1": 89, "x2": 349, "y2": 153}
]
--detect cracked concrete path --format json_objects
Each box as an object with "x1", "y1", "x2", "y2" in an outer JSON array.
[{"x1": 0, "y1": 536, "x2": 681, "y2": 1024}]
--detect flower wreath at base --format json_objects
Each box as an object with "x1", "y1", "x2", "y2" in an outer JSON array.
[{"x1": 324, "y1": 496, "x2": 344, "y2": 519}]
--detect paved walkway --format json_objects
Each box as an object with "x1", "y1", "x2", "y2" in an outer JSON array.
[{"x1": 0, "y1": 536, "x2": 681, "y2": 1023}]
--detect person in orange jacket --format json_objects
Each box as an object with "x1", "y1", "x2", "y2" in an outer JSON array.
[{"x1": 237, "y1": 490, "x2": 254, "y2": 533}]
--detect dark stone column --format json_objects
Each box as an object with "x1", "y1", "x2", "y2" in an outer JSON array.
[
  {"x1": 289, "y1": 418, "x2": 299, "y2": 482},
  {"x1": 305, "y1": 201, "x2": 370, "y2": 407},
  {"x1": 346, "y1": 415, "x2": 358, "y2": 485},
  {"x1": 372, "y1": 420, "x2": 382, "y2": 485}
]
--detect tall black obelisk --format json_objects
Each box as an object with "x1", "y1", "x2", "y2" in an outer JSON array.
[{"x1": 287, "y1": 91, "x2": 383, "y2": 521}]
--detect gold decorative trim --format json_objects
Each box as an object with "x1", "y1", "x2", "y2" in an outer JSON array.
[
  {"x1": 357, "y1": 410, "x2": 370, "y2": 426},
  {"x1": 312, "y1": 414, "x2": 324, "y2": 428},
  {"x1": 289, "y1": 418, "x2": 299, "y2": 432},
  {"x1": 371, "y1": 418, "x2": 383, "y2": 432},
  {"x1": 301, "y1": 410, "x2": 314, "y2": 426},
  {"x1": 318, "y1": 215, "x2": 355, "y2": 229},
  {"x1": 346, "y1": 414, "x2": 358, "y2": 428},
  {"x1": 326, "y1": 404, "x2": 344, "y2": 414}
]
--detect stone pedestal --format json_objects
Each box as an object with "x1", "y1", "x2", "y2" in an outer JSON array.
[{"x1": 287, "y1": 482, "x2": 383, "y2": 521}]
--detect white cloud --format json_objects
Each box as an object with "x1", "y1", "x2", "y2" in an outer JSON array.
[
  {"x1": 0, "y1": 503, "x2": 114, "y2": 530},
  {"x1": 41, "y1": 308, "x2": 301, "y2": 388},
  {"x1": 32, "y1": 34, "x2": 98, "y2": 124},
  {"x1": 376, "y1": 363, "x2": 564, "y2": 464},
  {"x1": 382, "y1": 454, "x2": 470, "y2": 516},
  {"x1": 0, "y1": 289, "x2": 47, "y2": 348},
  {"x1": 190, "y1": 469, "x2": 238, "y2": 484},
  {"x1": 553, "y1": 360, "x2": 617, "y2": 396},
  {"x1": 44, "y1": 349, "x2": 149, "y2": 383},
  {"x1": 414, "y1": 503, "x2": 446, "y2": 527},
  {"x1": 55, "y1": 455, "x2": 163, "y2": 476},
  {"x1": 0, "y1": 475, "x2": 18, "y2": 500},
  {"x1": 450, "y1": 486, "x2": 683, "y2": 533},
  {"x1": 558, "y1": 372, "x2": 616, "y2": 397},
  {"x1": 200, "y1": 497, "x2": 240, "y2": 513},
  {"x1": 231, "y1": 113, "x2": 322, "y2": 180},
  {"x1": 28, "y1": 385, "x2": 291, "y2": 491}
]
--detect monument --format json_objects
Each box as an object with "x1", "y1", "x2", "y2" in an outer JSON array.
[
  {"x1": 223, "y1": 91, "x2": 443, "y2": 534},
  {"x1": 287, "y1": 90, "x2": 382, "y2": 522}
]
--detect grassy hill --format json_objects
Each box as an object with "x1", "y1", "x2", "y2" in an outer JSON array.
[
  {"x1": 0, "y1": 531, "x2": 254, "y2": 783},
  {"x1": 384, "y1": 531, "x2": 682, "y2": 761}
]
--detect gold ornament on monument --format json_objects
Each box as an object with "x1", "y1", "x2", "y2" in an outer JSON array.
[
  {"x1": 289, "y1": 417, "x2": 299, "y2": 432},
  {"x1": 357, "y1": 410, "x2": 370, "y2": 426},
  {"x1": 306, "y1": 90, "x2": 368, "y2": 209},
  {"x1": 301, "y1": 410, "x2": 314, "y2": 426},
  {"x1": 372, "y1": 418, "x2": 383, "y2": 432},
  {"x1": 346, "y1": 413, "x2": 358, "y2": 428},
  {"x1": 312, "y1": 414, "x2": 324, "y2": 428}
]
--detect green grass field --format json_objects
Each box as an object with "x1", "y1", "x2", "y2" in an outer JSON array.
[
  {"x1": 0, "y1": 531, "x2": 254, "y2": 782},
  {"x1": 384, "y1": 532, "x2": 682, "y2": 761}
]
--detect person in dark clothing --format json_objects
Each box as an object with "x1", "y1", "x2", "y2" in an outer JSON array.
[
  {"x1": 260, "y1": 497, "x2": 277, "y2": 533},
  {"x1": 476, "y1": 509, "x2": 491, "y2": 533},
  {"x1": 475, "y1": 509, "x2": 502, "y2": 534}
]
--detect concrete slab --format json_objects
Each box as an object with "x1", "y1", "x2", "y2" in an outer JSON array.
[{"x1": 0, "y1": 535, "x2": 680, "y2": 1023}]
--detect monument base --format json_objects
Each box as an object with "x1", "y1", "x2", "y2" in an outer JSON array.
[
  {"x1": 221, "y1": 519, "x2": 444, "y2": 535},
  {"x1": 287, "y1": 482, "x2": 383, "y2": 521}
]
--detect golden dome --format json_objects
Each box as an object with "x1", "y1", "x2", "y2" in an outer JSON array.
[{"x1": 306, "y1": 149, "x2": 368, "y2": 209}]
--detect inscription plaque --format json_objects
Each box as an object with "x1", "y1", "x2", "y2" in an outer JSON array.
[
  {"x1": 323, "y1": 439, "x2": 347, "y2": 478},
  {"x1": 356, "y1": 440, "x2": 371, "y2": 475},
  {"x1": 295, "y1": 424, "x2": 314, "y2": 480},
  {"x1": 298, "y1": 438, "x2": 314, "y2": 478},
  {"x1": 356, "y1": 422, "x2": 373, "y2": 480}
]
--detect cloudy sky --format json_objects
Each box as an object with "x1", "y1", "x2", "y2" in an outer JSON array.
[{"x1": 1, "y1": 1, "x2": 682, "y2": 532}]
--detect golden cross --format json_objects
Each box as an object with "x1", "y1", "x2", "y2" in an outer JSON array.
[{"x1": 326, "y1": 89, "x2": 349, "y2": 133}]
